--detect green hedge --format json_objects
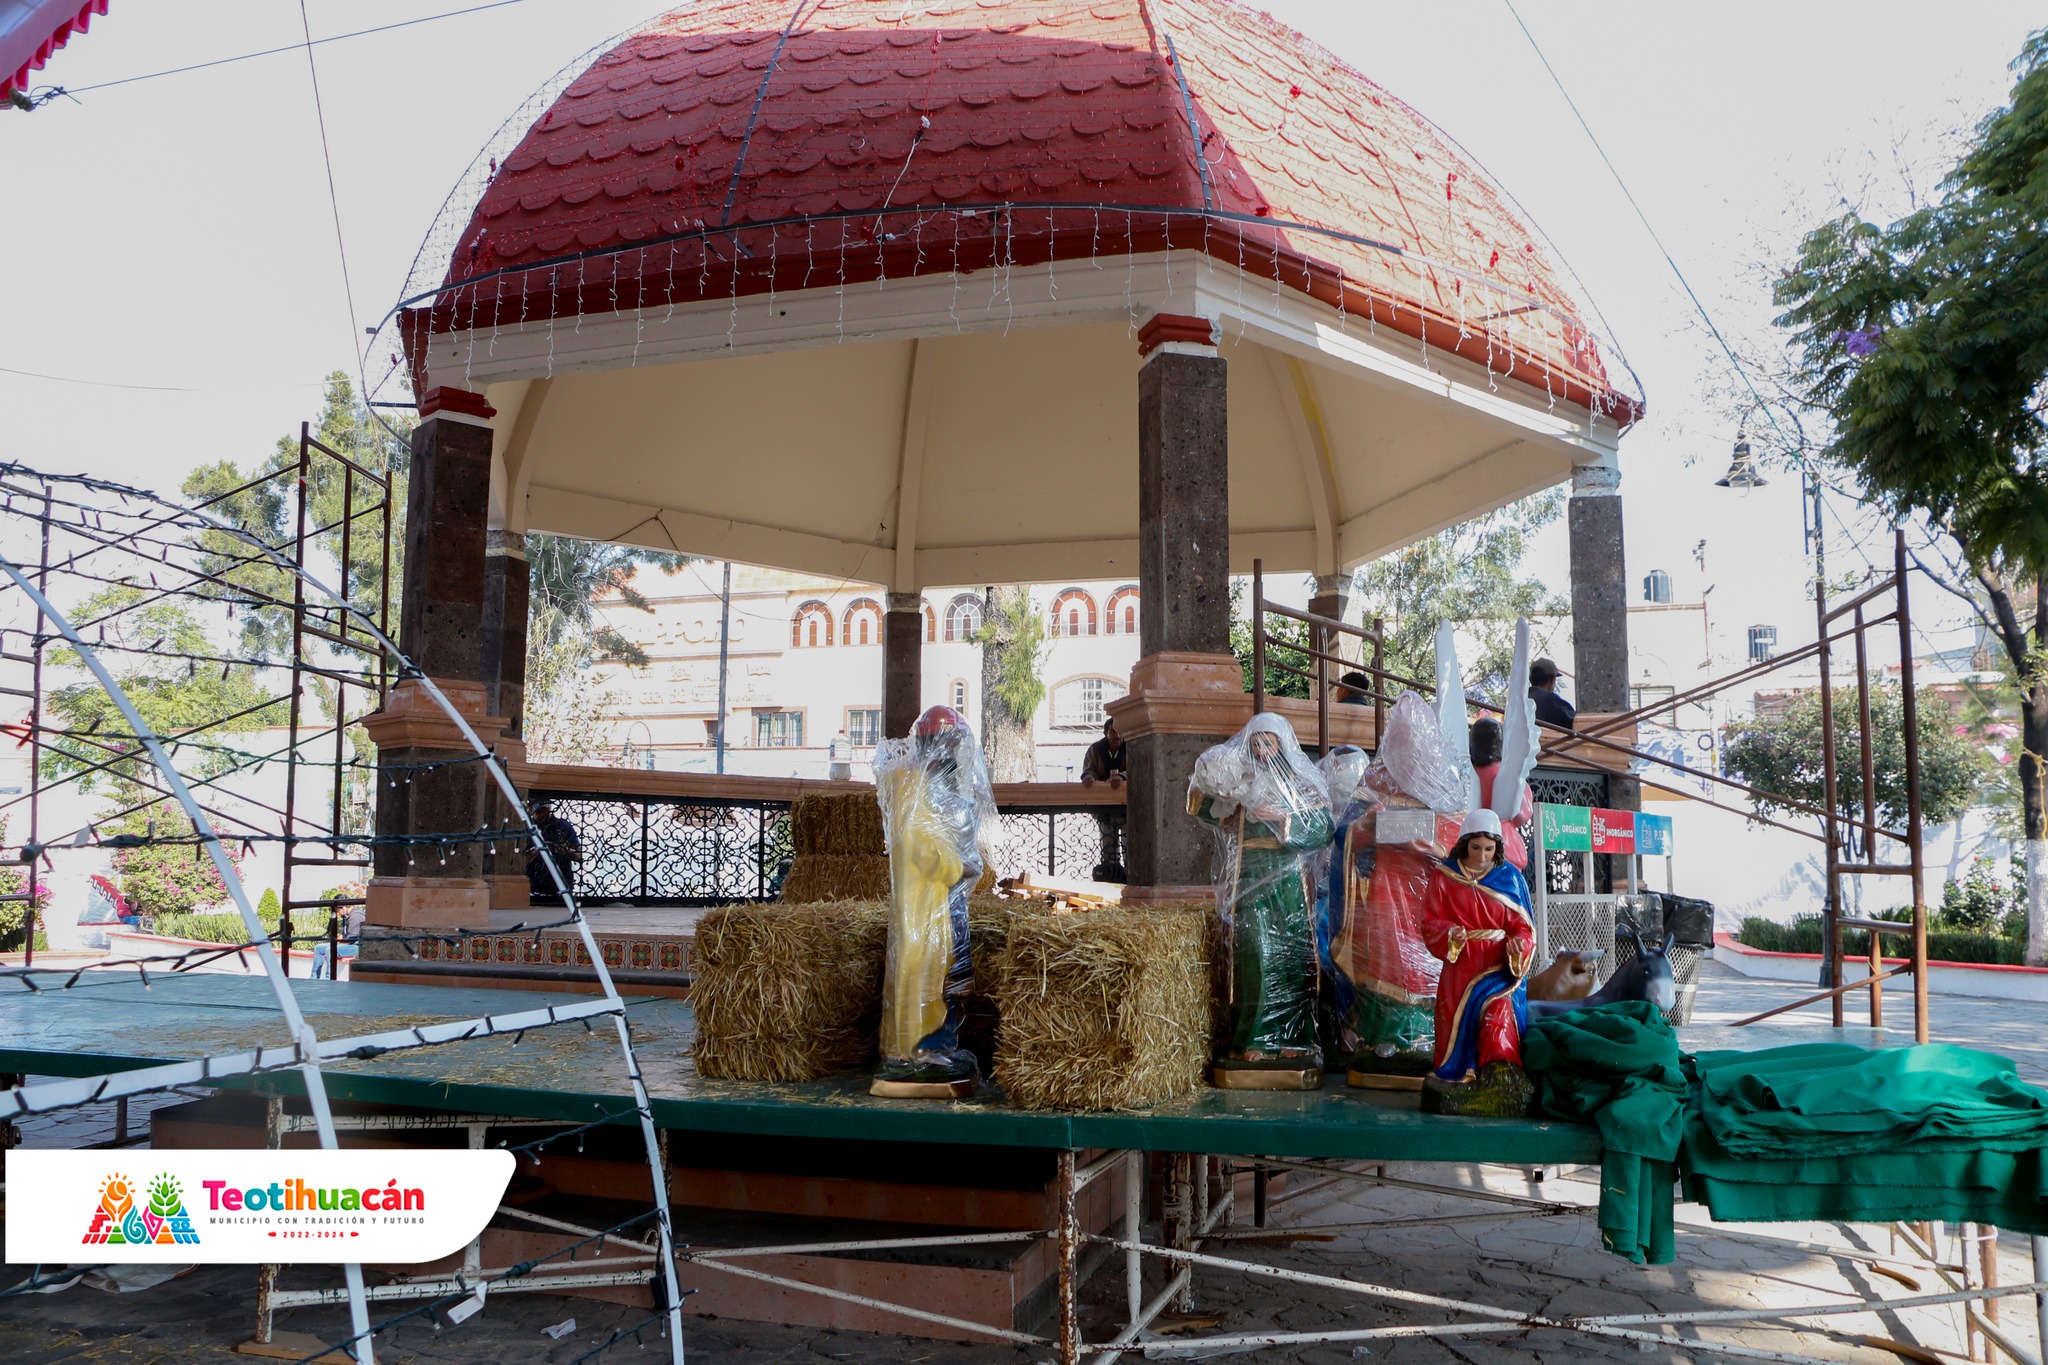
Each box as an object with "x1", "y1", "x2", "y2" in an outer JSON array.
[
  {"x1": 147, "y1": 909, "x2": 298, "y2": 946},
  {"x1": 1736, "y1": 913, "x2": 2027, "y2": 966}
]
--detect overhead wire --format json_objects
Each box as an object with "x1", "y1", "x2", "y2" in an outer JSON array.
[{"x1": 61, "y1": 0, "x2": 535, "y2": 95}]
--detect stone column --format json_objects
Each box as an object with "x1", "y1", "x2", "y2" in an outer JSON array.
[
  {"x1": 1117, "y1": 314, "x2": 1244, "y2": 899},
  {"x1": 1308, "y1": 571, "x2": 1356, "y2": 675},
  {"x1": 363, "y1": 387, "x2": 505, "y2": 932},
  {"x1": 1568, "y1": 460, "x2": 1638, "y2": 887},
  {"x1": 481, "y1": 529, "x2": 532, "y2": 910},
  {"x1": 884, "y1": 592, "x2": 924, "y2": 738}
]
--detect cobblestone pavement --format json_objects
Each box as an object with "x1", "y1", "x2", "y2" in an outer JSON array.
[{"x1": 2, "y1": 962, "x2": 2044, "y2": 1364}]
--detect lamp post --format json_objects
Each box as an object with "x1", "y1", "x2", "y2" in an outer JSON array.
[{"x1": 1717, "y1": 398, "x2": 1831, "y2": 986}]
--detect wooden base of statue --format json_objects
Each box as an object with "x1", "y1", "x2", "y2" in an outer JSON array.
[
  {"x1": 869, "y1": 1077, "x2": 978, "y2": 1101},
  {"x1": 1210, "y1": 1064, "x2": 1323, "y2": 1092},
  {"x1": 1347, "y1": 1069, "x2": 1426, "y2": 1092},
  {"x1": 1419, "y1": 1061, "x2": 1533, "y2": 1118}
]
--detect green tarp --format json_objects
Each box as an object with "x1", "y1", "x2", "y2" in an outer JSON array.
[
  {"x1": 1525, "y1": 1002, "x2": 1686, "y2": 1264},
  {"x1": 1525, "y1": 1010, "x2": 2048, "y2": 1263}
]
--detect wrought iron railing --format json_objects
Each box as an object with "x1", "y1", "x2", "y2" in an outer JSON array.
[{"x1": 527, "y1": 784, "x2": 1126, "y2": 906}]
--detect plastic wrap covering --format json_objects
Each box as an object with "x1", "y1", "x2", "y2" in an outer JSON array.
[
  {"x1": 1339, "y1": 694, "x2": 1468, "y2": 1077},
  {"x1": 1188, "y1": 714, "x2": 1333, "y2": 1071},
  {"x1": 1370, "y1": 692, "x2": 1469, "y2": 815},
  {"x1": 872, "y1": 706, "x2": 995, "y2": 1088}
]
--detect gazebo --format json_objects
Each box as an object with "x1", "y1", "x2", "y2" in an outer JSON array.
[{"x1": 368, "y1": 0, "x2": 1641, "y2": 929}]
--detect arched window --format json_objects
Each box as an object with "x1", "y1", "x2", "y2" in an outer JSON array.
[
  {"x1": 1049, "y1": 588, "x2": 1097, "y2": 638},
  {"x1": 1105, "y1": 585, "x2": 1140, "y2": 636},
  {"x1": 922, "y1": 602, "x2": 937, "y2": 644},
  {"x1": 842, "y1": 597, "x2": 883, "y2": 647},
  {"x1": 1052, "y1": 675, "x2": 1126, "y2": 728},
  {"x1": 943, "y1": 593, "x2": 983, "y2": 643},
  {"x1": 949, "y1": 678, "x2": 969, "y2": 715},
  {"x1": 791, "y1": 600, "x2": 833, "y2": 648}
]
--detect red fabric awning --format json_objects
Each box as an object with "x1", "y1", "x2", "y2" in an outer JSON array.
[{"x1": 2, "y1": 0, "x2": 108, "y2": 100}]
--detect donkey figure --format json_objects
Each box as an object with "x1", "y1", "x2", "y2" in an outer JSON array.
[{"x1": 1526, "y1": 923, "x2": 1676, "y2": 1022}]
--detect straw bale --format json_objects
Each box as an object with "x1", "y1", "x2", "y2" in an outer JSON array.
[
  {"x1": 788, "y1": 792, "x2": 886, "y2": 857},
  {"x1": 778, "y1": 853, "x2": 892, "y2": 904},
  {"x1": 691, "y1": 902, "x2": 888, "y2": 1080},
  {"x1": 990, "y1": 904, "x2": 1216, "y2": 1111}
]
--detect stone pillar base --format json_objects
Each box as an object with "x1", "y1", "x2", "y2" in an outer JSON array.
[
  {"x1": 487, "y1": 874, "x2": 532, "y2": 911},
  {"x1": 1107, "y1": 652, "x2": 1250, "y2": 896},
  {"x1": 364, "y1": 876, "x2": 490, "y2": 930}
]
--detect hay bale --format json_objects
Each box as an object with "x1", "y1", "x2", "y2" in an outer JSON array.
[
  {"x1": 778, "y1": 853, "x2": 892, "y2": 904},
  {"x1": 691, "y1": 902, "x2": 888, "y2": 1080},
  {"x1": 789, "y1": 792, "x2": 887, "y2": 857},
  {"x1": 991, "y1": 904, "x2": 1215, "y2": 1111}
]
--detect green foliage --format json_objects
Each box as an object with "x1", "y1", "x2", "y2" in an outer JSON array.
[
  {"x1": 974, "y1": 586, "x2": 1049, "y2": 720},
  {"x1": 256, "y1": 888, "x2": 282, "y2": 920},
  {"x1": 1773, "y1": 27, "x2": 2048, "y2": 874},
  {"x1": 150, "y1": 907, "x2": 288, "y2": 945},
  {"x1": 521, "y1": 534, "x2": 683, "y2": 761},
  {"x1": 43, "y1": 586, "x2": 286, "y2": 796},
  {"x1": 180, "y1": 373, "x2": 411, "y2": 659},
  {"x1": 1736, "y1": 911, "x2": 2025, "y2": 966},
  {"x1": 1227, "y1": 580, "x2": 1313, "y2": 700},
  {"x1": 106, "y1": 804, "x2": 237, "y2": 917},
  {"x1": 1224, "y1": 494, "x2": 1563, "y2": 707},
  {"x1": 1938, "y1": 854, "x2": 2028, "y2": 932},
  {"x1": 1353, "y1": 492, "x2": 1567, "y2": 692},
  {"x1": 526, "y1": 533, "x2": 685, "y2": 667},
  {"x1": 1720, "y1": 685, "x2": 1978, "y2": 838},
  {"x1": 0, "y1": 815, "x2": 49, "y2": 953}
]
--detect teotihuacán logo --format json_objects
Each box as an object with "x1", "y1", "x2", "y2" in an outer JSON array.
[
  {"x1": 9, "y1": 1151, "x2": 511, "y2": 1264},
  {"x1": 83, "y1": 1173, "x2": 201, "y2": 1246}
]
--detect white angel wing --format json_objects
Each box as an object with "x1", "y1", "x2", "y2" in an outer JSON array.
[
  {"x1": 1491, "y1": 617, "x2": 1541, "y2": 823},
  {"x1": 1434, "y1": 622, "x2": 1480, "y2": 811}
]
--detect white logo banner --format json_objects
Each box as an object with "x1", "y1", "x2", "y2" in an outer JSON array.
[{"x1": 5, "y1": 1150, "x2": 514, "y2": 1264}]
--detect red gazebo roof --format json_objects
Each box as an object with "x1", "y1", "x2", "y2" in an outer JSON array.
[{"x1": 416, "y1": 0, "x2": 1636, "y2": 420}]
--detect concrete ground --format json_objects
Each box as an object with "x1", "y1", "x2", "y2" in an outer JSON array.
[{"x1": 2, "y1": 961, "x2": 2044, "y2": 1364}]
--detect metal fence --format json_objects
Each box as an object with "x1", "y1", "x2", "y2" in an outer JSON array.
[{"x1": 529, "y1": 789, "x2": 1124, "y2": 905}]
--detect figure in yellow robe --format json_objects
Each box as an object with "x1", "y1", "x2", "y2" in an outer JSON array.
[{"x1": 872, "y1": 705, "x2": 994, "y2": 1099}]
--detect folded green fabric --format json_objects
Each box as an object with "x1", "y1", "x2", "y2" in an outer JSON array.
[
  {"x1": 1680, "y1": 1042, "x2": 2048, "y2": 1235},
  {"x1": 1525, "y1": 1001, "x2": 1687, "y2": 1264},
  {"x1": 1689, "y1": 1043, "x2": 2048, "y2": 1159}
]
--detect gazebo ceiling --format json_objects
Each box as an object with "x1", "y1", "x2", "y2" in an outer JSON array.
[{"x1": 408, "y1": 0, "x2": 1640, "y2": 589}]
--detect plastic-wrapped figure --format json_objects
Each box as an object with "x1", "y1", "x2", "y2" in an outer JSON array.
[
  {"x1": 1421, "y1": 809, "x2": 1537, "y2": 1117},
  {"x1": 1331, "y1": 693, "x2": 1468, "y2": 1090},
  {"x1": 1189, "y1": 713, "x2": 1333, "y2": 1089},
  {"x1": 871, "y1": 705, "x2": 996, "y2": 1099}
]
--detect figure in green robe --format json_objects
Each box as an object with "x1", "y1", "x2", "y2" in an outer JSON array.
[{"x1": 1189, "y1": 713, "x2": 1334, "y2": 1089}]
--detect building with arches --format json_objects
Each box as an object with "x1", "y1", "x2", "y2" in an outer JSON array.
[{"x1": 580, "y1": 568, "x2": 1149, "y2": 780}]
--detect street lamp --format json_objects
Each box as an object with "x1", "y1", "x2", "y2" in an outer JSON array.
[{"x1": 1713, "y1": 434, "x2": 1768, "y2": 490}]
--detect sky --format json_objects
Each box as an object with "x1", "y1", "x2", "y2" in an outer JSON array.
[{"x1": 3, "y1": 0, "x2": 2041, "y2": 677}]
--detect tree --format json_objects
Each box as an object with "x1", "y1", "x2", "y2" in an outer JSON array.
[
  {"x1": 1720, "y1": 685, "x2": 1978, "y2": 860},
  {"x1": 1352, "y1": 492, "x2": 1566, "y2": 693},
  {"x1": 43, "y1": 587, "x2": 287, "y2": 799},
  {"x1": 976, "y1": 585, "x2": 1046, "y2": 781},
  {"x1": 1773, "y1": 28, "x2": 2048, "y2": 958},
  {"x1": 526, "y1": 534, "x2": 684, "y2": 666},
  {"x1": 104, "y1": 804, "x2": 238, "y2": 918},
  {"x1": 522, "y1": 534, "x2": 684, "y2": 762},
  {"x1": 180, "y1": 372, "x2": 413, "y2": 659},
  {"x1": 1227, "y1": 579, "x2": 1315, "y2": 700}
]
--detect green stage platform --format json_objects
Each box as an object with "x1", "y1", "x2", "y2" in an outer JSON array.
[{"x1": 0, "y1": 975, "x2": 1618, "y2": 1164}]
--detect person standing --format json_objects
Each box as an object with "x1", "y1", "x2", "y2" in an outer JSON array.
[
  {"x1": 526, "y1": 800, "x2": 584, "y2": 902},
  {"x1": 1080, "y1": 716, "x2": 1127, "y2": 881},
  {"x1": 1529, "y1": 658, "x2": 1576, "y2": 732}
]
